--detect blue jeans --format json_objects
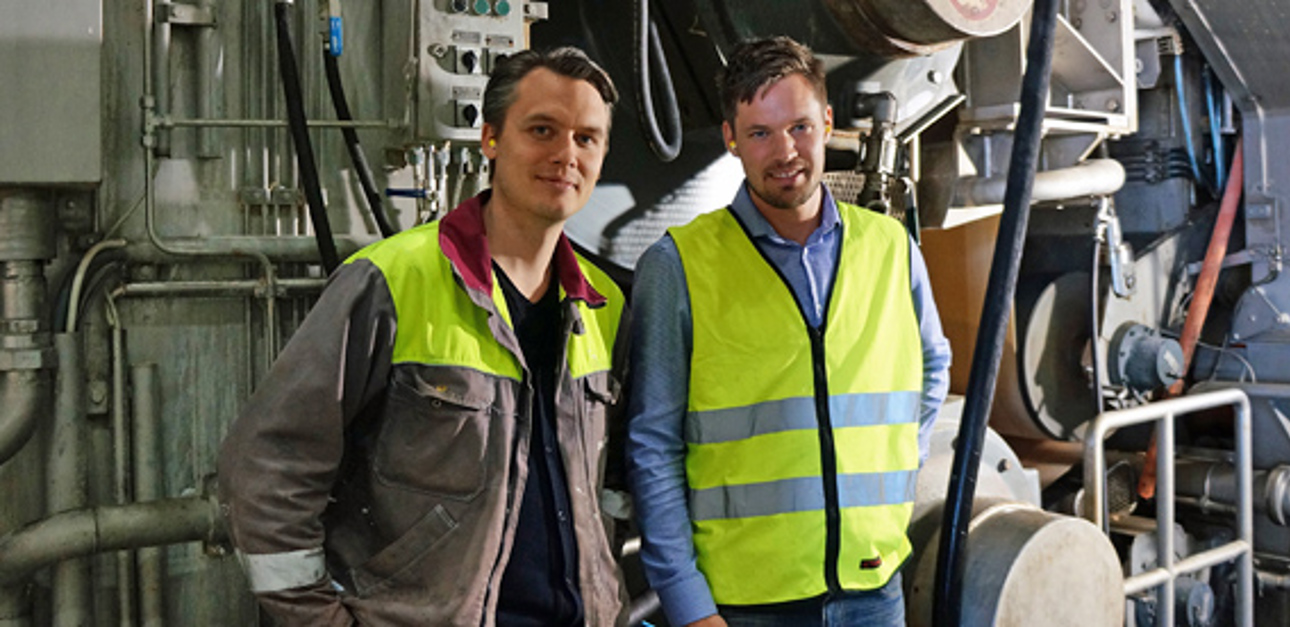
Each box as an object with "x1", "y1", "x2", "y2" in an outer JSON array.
[{"x1": 719, "y1": 573, "x2": 905, "y2": 627}]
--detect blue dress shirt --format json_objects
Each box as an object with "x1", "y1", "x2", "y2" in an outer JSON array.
[{"x1": 625, "y1": 183, "x2": 952, "y2": 626}]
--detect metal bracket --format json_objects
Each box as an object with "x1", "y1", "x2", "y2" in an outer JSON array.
[{"x1": 239, "y1": 187, "x2": 305, "y2": 208}]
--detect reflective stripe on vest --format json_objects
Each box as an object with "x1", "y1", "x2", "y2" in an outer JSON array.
[
  {"x1": 346, "y1": 221, "x2": 621, "y2": 380},
  {"x1": 669, "y1": 202, "x2": 921, "y2": 605}
]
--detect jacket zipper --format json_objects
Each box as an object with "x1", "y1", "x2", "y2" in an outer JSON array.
[
  {"x1": 726, "y1": 207, "x2": 844, "y2": 595},
  {"x1": 809, "y1": 325, "x2": 841, "y2": 594}
]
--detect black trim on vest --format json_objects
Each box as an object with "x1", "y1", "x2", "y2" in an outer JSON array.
[{"x1": 724, "y1": 205, "x2": 847, "y2": 595}]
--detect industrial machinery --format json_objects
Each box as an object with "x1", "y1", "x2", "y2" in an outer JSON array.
[{"x1": 1, "y1": 0, "x2": 1287, "y2": 625}]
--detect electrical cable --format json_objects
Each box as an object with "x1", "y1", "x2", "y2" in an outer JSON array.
[
  {"x1": 634, "y1": 0, "x2": 683, "y2": 162},
  {"x1": 1174, "y1": 54, "x2": 1209, "y2": 192},
  {"x1": 274, "y1": 0, "x2": 341, "y2": 273},
  {"x1": 1204, "y1": 67, "x2": 1225, "y2": 191},
  {"x1": 323, "y1": 45, "x2": 398, "y2": 238}
]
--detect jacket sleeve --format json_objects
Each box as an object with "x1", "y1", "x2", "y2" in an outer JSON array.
[{"x1": 217, "y1": 260, "x2": 397, "y2": 626}]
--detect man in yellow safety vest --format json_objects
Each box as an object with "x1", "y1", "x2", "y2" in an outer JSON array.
[{"x1": 627, "y1": 35, "x2": 951, "y2": 627}]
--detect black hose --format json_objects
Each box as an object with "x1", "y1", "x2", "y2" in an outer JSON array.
[
  {"x1": 274, "y1": 1, "x2": 341, "y2": 273},
  {"x1": 323, "y1": 51, "x2": 398, "y2": 238},
  {"x1": 634, "y1": 0, "x2": 683, "y2": 162},
  {"x1": 931, "y1": 0, "x2": 1060, "y2": 624}
]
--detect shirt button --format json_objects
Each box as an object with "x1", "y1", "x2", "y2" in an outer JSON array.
[{"x1": 557, "y1": 510, "x2": 568, "y2": 522}]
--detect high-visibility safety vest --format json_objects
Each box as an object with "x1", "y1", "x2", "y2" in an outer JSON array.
[
  {"x1": 669, "y1": 202, "x2": 923, "y2": 606},
  {"x1": 346, "y1": 218, "x2": 621, "y2": 385}
]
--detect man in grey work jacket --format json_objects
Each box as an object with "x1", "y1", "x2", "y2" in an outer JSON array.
[
  {"x1": 218, "y1": 47, "x2": 628, "y2": 626},
  {"x1": 627, "y1": 36, "x2": 951, "y2": 627}
]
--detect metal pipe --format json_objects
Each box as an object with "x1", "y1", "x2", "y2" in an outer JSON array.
[
  {"x1": 151, "y1": 0, "x2": 172, "y2": 156},
  {"x1": 1125, "y1": 540, "x2": 1252, "y2": 596},
  {"x1": 955, "y1": 158, "x2": 1126, "y2": 207},
  {"x1": 160, "y1": 117, "x2": 387, "y2": 129},
  {"x1": 195, "y1": 0, "x2": 218, "y2": 158},
  {"x1": 1158, "y1": 409, "x2": 1176, "y2": 627},
  {"x1": 1257, "y1": 568, "x2": 1290, "y2": 591},
  {"x1": 0, "y1": 193, "x2": 57, "y2": 468},
  {"x1": 132, "y1": 364, "x2": 164, "y2": 627},
  {"x1": 124, "y1": 235, "x2": 373, "y2": 264},
  {"x1": 0, "y1": 371, "x2": 48, "y2": 468},
  {"x1": 0, "y1": 497, "x2": 225, "y2": 588},
  {"x1": 106, "y1": 295, "x2": 135, "y2": 627},
  {"x1": 115, "y1": 278, "x2": 324, "y2": 299},
  {"x1": 1176, "y1": 461, "x2": 1290, "y2": 524},
  {"x1": 49, "y1": 334, "x2": 90, "y2": 627}
]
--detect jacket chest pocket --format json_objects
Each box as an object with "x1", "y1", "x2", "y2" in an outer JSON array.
[
  {"x1": 374, "y1": 369, "x2": 496, "y2": 499},
  {"x1": 579, "y1": 373, "x2": 618, "y2": 483}
]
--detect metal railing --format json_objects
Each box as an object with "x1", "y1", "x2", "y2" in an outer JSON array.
[{"x1": 1082, "y1": 388, "x2": 1254, "y2": 627}]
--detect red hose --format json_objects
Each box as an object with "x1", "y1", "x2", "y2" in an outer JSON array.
[{"x1": 1139, "y1": 137, "x2": 1244, "y2": 500}]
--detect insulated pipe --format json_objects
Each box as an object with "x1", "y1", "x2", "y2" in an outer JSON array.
[
  {"x1": 132, "y1": 364, "x2": 164, "y2": 627},
  {"x1": 932, "y1": 0, "x2": 1060, "y2": 624},
  {"x1": 0, "y1": 497, "x2": 225, "y2": 588},
  {"x1": 49, "y1": 334, "x2": 90, "y2": 627},
  {"x1": 0, "y1": 190, "x2": 57, "y2": 467},
  {"x1": 955, "y1": 158, "x2": 1126, "y2": 207}
]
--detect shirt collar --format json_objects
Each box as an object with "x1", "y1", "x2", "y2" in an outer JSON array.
[
  {"x1": 438, "y1": 190, "x2": 607, "y2": 307},
  {"x1": 728, "y1": 182, "x2": 840, "y2": 243}
]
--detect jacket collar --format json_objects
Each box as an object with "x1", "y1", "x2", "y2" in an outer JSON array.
[{"x1": 438, "y1": 190, "x2": 607, "y2": 307}]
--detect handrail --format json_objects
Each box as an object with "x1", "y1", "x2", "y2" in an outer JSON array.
[{"x1": 1082, "y1": 388, "x2": 1253, "y2": 627}]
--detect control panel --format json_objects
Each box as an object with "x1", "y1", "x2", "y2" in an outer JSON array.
[{"x1": 385, "y1": 0, "x2": 544, "y2": 145}]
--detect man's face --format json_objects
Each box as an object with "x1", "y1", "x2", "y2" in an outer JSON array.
[
  {"x1": 481, "y1": 67, "x2": 611, "y2": 228},
  {"x1": 723, "y1": 73, "x2": 833, "y2": 216}
]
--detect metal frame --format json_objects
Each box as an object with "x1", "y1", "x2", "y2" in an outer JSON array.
[{"x1": 1083, "y1": 388, "x2": 1254, "y2": 627}]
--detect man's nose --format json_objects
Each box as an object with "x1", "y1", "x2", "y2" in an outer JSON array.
[
  {"x1": 551, "y1": 133, "x2": 578, "y2": 167},
  {"x1": 772, "y1": 131, "x2": 798, "y2": 161}
]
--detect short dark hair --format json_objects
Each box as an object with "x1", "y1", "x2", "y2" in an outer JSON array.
[
  {"x1": 482, "y1": 46, "x2": 619, "y2": 133},
  {"x1": 716, "y1": 36, "x2": 826, "y2": 125}
]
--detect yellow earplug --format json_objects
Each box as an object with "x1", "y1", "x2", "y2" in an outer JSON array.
[
  {"x1": 728, "y1": 141, "x2": 736, "y2": 149},
  {"x1": 488, "y1": 139, "x2": 496, "y2": 147}
]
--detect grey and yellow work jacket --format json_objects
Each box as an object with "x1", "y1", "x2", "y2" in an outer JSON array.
[
  {"x1": 217, "y1": 192, "x2": 627, "y2": 626},
  {"x1": 669, "y1": 202, "x2": 922, "y2": 606}
]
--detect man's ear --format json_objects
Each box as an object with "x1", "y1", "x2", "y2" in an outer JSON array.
[
  {"x1": 481, "y1": 123, "x2": 498, "y2": 159},
  {"x1": 722, "y1": 121, "x2": 737, "y2": 156},
  {"x1": 824, "y1": 105, "x2": 834, "y2": 140}
]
